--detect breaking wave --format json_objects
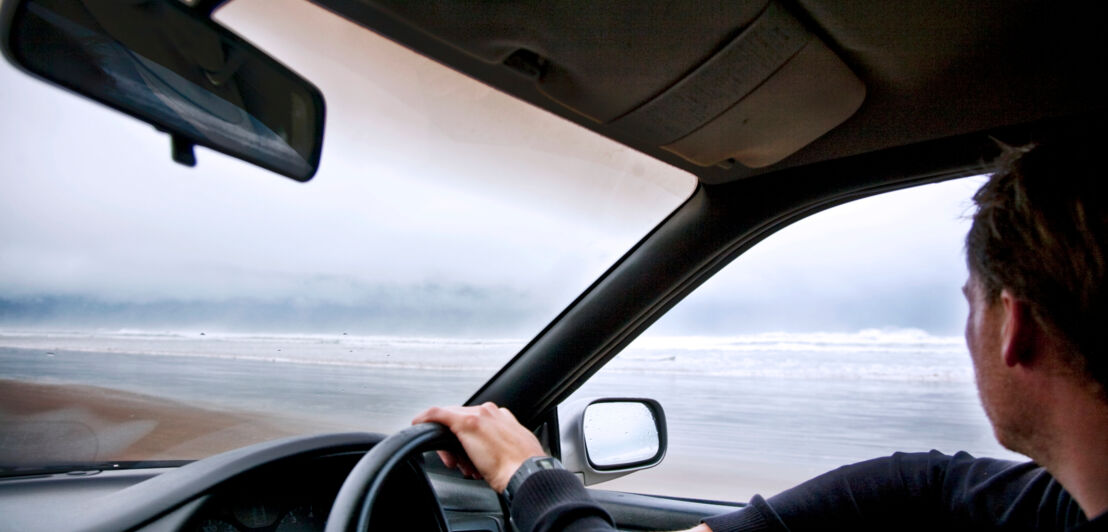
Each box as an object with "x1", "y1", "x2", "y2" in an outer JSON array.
[{"x1": 0, "y1": 328, "x2": 971, "y2": 381}]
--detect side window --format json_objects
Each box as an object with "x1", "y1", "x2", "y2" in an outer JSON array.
[{"x1": 570, "y1": 176, "x2": 1025, "y2": 502}]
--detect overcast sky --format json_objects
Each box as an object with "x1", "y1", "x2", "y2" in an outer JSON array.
[
  {"x1": 650, "y1": 176, "x2": 984, "y2": 336},
  {"x1": 0, "y1": 0, "x2": 982, "y2": 338}
]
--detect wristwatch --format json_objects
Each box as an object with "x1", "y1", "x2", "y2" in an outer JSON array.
[{"x1": 501, "y1": 456, "x2": 564, "y2": 503}]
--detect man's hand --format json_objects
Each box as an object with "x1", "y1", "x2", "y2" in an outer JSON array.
[
  {"x1": 682, "y1": 525, "x2": 712, "y2": 532},
  {"x1": 413, "y1": 402, "x2": 546, "y2": 493}
]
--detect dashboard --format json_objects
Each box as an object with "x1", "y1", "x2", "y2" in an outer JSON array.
[
  {"x1": 184, "y1": 452, "x2": 358, "y2": 532},
  {"x1": 185, "y1": 451, "x2": 505, "y2": 531},
  {"x1": 0, "y1": 431, "x2": 730, "y2": 532},
  {"x1": 0, "y1": 434, "x2": 506, "y2": 532}
]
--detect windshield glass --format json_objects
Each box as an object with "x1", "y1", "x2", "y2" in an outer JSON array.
[{"x1": 0, "y1": 0, "x2": 695, "y2": 472}]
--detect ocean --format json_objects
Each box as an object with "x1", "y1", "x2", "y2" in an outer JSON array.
[{"x1": 0, "y1": 329, "x2": 1026, "y2": 500}]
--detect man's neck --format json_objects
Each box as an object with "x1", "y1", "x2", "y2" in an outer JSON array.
[{"x1": 1037, "y1": 380, "x2": 1108, "y2": 520}]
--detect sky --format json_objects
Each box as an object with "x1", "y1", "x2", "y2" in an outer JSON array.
[
  {"x1": 649, "y1": 176, "x2": 984, "y2": 336},
  {"x1": 0, "y1": 0, "x2": 982, "y2": 338}
]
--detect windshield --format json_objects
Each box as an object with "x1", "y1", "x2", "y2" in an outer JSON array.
[{"x1": 0, "y1": 0, "x2": 695, "y2": 472}]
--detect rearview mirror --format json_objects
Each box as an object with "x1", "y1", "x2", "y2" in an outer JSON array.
[
  {"x1": 1, "y1": 0, "x2": 325, "y2": 181},
  {"x1": 558, "y1": 398, "x2": 667, "y2": 485}
]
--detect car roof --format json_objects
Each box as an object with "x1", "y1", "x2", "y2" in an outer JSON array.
[
  {"x1": 313, "y1": 0, "x2": 1106, "y2": 184},
  {"x1": 296, "y1": 1, "x2": 1108, "y2": 421}
]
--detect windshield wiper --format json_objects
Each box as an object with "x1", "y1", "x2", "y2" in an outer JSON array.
[{"x1": 0, "y1": 460, "x2": 192, "y2": 479}]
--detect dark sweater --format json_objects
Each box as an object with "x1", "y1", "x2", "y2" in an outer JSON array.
[{"x1": 509, "y1": 451, "x2": 1106, "y2": 532}]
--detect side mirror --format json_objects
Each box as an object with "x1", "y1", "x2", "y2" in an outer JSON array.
[
  {"x1": 558, "y1": 398, "x2": 667, "y2": 485},
  {"x1": 0, "y1": 0, "x2": 325, "y2": 181}
]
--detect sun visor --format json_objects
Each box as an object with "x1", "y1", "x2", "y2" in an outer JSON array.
[
  {"x1": 370, "y1": 0, "x2": 863, "y2": 169},
  {"x1": 660, "y1": 39, "x2": 866, "y2": 168},
  {"x1": 612, "y1": 2, "x2": 866, "y2": 168}
]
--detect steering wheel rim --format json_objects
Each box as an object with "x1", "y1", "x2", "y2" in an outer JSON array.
[{"x1": 325, "y1": 422, "x2": 456, "y2": 532}]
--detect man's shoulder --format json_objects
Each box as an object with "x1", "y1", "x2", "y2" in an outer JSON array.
[
  {"x1": 909, "y1": 450, "x2": 1086, "y2": 532},
  {"x1": 887, "y1": 449, "x2": 1042, "y2": 479}
]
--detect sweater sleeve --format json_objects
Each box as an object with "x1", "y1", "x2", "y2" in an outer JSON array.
[
  {"x1": 509, "y1": 451, "x2": 1085, "y2": 532},
  {"x1": 509, "y1": 468, "x2": 616, "y2": 532},
  {"x1": 702, "y1": 451, "x2": 1085, "y2": 532},
  {"x1": 702, "y1": 495, "x2": 789, "y2": 532}
]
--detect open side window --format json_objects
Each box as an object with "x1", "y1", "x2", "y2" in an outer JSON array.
[{"x1": 568, "y1": 176, "x2": 1025, "y2": 502}]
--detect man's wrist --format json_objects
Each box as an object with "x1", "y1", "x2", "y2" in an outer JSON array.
[{"x1": 501, "y1": 456, "x2": 563, "y2": 503}]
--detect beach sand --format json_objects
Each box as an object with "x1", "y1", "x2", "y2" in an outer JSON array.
[
  {"x1": 590, "y1": 453, "x2": 822, "y2": 503},
  {"x1": 0, "y1": 379, "x2": 337, "y2": 464},
  {"x1": 1, "y1": 378, "x2": 780, "y2": 502}
]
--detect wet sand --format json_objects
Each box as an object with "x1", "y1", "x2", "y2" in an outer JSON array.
[
  {"x1": 0, "y1": 378, "x2": 775, "y2": 500},
  {"x1": 0, "y1": 379, "x2": 334, "y2": 463},
  {"x1": 591, "y1": 452, "x2": 822, "y2": 503}
]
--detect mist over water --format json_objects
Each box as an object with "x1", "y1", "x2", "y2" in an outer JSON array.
[
  {"x1": 0, "y1": 329, "x2": 523, "y2": 371},
  {"x1": 0, "y1": 328, "x2": 970, "y2": 378},
  {"x1": 613, "y1": 330, "x2": 971, "y2": 381}
]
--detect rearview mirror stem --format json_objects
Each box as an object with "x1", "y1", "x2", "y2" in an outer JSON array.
[
  {"x1": 190, "y1": 0, "x2": 231, "y2": 17},
  {"x1": 172, "y1": 135, "x2": 197, "y2": 168}
]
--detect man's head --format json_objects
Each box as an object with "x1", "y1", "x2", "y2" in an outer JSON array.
[{"x1": 964, "y1": 135, "x2": 1108, "y2": 409}]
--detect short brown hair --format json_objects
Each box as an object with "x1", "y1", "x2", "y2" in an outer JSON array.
[{"x1": 966, "y1": 136, "x2": 1108, "y2": 391}]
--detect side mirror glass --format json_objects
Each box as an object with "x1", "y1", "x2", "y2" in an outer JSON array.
[
  {"x1": 558, "y1": 398, "x2": 667, "y2": 485},
  {"x1": 583, "y1": 401, "x2": 660, "y2": 468},
  {"x1": 1, "y1": 0, "x2": 325, "y2": 181}
]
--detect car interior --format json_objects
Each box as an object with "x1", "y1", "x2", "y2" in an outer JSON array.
[{"x1": 1, "y1": 0, "x2": 1106, "y2": 531}]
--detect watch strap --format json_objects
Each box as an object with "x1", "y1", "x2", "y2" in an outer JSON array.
[{"x1": 502, "y1": 456, "x2": 564, "y2": 503}]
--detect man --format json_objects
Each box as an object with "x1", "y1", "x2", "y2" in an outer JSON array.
[{"x1": 414, "y1": 135, "x2": 1108, "y2": 531}]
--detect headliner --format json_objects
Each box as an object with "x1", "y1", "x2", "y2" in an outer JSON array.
[{"x1": 310, "y1": 0, "x2": 1107, "y2": 184}]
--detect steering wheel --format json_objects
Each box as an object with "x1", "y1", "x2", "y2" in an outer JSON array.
[{"x1": 324, "y1": 422, "x2": 458, "y2": 532}]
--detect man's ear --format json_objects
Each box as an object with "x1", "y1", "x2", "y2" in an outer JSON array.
[{"x1": 1000, "y1": 289, "x2": 1035, "y2": 367}]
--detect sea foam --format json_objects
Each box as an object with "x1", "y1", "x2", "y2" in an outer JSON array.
[{"x1": 0, "y1": 328, "x2": 971, "y2": 381}]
